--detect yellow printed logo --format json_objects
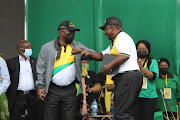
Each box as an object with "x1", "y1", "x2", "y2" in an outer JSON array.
[
  {"x1": 60, "y1": 26, "x2": 66, "y2": 29},
  {"x1": 104, "y1": 20, "x2": 106, "y2": 24},
  {"x1": 69, "y1": 21, "x2": 75, "y2": 27}
]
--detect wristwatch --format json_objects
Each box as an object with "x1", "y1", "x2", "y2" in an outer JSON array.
[{"x1": 88, "y1": 88, "x2": 92, "y2": 93}]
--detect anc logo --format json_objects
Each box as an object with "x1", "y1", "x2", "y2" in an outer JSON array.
[
  {"x1": 69, "y1": 21, "x2": 75, "y2": 27},
  {"x1": 60, "y1": 26, "x2": 66, "y2": 29},
  {"x1": 104, "y1": 20, "x2": 106, "y2": 24}
]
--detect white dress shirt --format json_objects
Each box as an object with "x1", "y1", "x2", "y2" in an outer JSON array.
[{"x1": 17, "y1": 55, "x2": 35, "y2": 91}]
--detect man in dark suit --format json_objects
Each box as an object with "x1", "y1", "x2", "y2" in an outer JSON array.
[{"x1": 6, "y1": 40, "x2": 40, "y2": 120}]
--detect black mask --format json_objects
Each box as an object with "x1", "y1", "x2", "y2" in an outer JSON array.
[
  {"x1": 65, "y1": 33, "x2": 74, "y2": 44},
  {"x1": 159, "y1": 67, "x2": 169, "y2": 75},
  {"x1": 137, "y1": 50, "x2": 148, "y2": 58},
  {"x1": 62, "y1": 30, "x2": 75, "y2": 44}
]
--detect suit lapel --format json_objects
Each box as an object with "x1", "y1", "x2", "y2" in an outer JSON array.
[{"x1": 15, "y1": 56, "x2": 20, "y2": 85}]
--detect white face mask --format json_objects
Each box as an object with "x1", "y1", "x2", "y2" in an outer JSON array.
[{"x1": 21, "y1": 48, "x2": 32, "y2": 58}]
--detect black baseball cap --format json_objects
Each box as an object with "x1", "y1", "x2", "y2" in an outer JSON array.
[
  {"x1": 57, "y1": 20, "x2": 80, "y2": 31},
  {"x1": 99, "y1": 16, "x2": 122, "y2": 30}
]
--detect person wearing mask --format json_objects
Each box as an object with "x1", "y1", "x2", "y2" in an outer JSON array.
[
  {"x1": 6, "y1": 40, "x2": 39, "y2": 120},
  {"x1": 133, "y1": 40, "x2": 159, "y2": 120},
  {"x1": 72, "y1": 16, "x2": 143, "y2": 120},
  {"x1": 0, "y1": 56, "x2": 10, "y2": 120},
  {"x1": 75, "y1": 59, "x2": 101, "y2": 119},
  {"x1": 35, "y1": 20, "x2": 95, "y2": 120},
  {"x1": 156, "y1": 58, "x2": 180, "y2": 120},
  {"x1": 82, "y1": 60, "x2": 101, "y2": 115}
]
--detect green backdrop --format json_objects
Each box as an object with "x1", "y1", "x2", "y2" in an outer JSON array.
[{"x1": 27, "y1": 0, "x2": 180, "y2": 76}]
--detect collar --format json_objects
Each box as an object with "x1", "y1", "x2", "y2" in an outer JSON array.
[
  {"x1": 54, "y1": 37, "x2": 74, "y2": 50},
  {"x1": 19, "y1": 55, "x2": 30, "y2": 61},
  {"x1": 159, "y1": 72, "x2": 174, "y2": 79},
  {"x1": 54, "y1": 37, "x2": 74, "y2": 60},
  {"x1": 54, "y1": 37, "x2": 61, "y2": 50},
  {"x1": 111, "y1": 30, "x2": 123, "y2": 46}
]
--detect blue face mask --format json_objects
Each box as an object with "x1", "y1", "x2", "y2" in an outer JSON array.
[{"x1": 23, "y1": 49, "x2": 32, "y2": 58}]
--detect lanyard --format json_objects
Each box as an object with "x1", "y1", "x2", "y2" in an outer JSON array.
[
  {"x1": 142, "y1": 60, "x2": 148, "y2": 75},
  {"x1": 143, "y1": 60, "x2": 148, "y2": 68},
  {"x1": 165, "y1": 74, "x2": 168, "y2": 87}
]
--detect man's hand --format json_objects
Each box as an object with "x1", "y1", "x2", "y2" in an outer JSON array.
[
  {"x1": 81, "y1": 49, "x2": 91, "y2": 56},
  {"x1": 71, "y1": 48, "x2": 82, "y2": 55},
  {"x1": 38, "y1": 89, "x2": 45, "y2": 101},
  {"x1": 103, "y1": 64, "x2": 112, "y2": 75}
]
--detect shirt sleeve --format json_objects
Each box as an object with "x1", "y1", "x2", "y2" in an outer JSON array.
[
  {"x1": 115, "y1": 37, "x2": 131, "y2": 57},
  {"x1": 149, "y1": 59, "x2": 159, "y2": 80},
  {"x1": 101, "y1": 45, "x2": 110, "y2": 55},
  {"x1": 0, "y1": 57, "x2": 11, "y2": 95}
]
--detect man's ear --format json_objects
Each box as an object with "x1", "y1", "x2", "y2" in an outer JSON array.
[
  {"x1": 58, "y1": 30, "x2": 62, "y2": 35},
  {"x1": 110, "y1": 25, "x2": 115, "y2": 31}
]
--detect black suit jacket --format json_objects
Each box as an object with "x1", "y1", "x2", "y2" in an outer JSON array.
[{"x1": 6, "y1": 56, "x2": 37, "y2": 111}]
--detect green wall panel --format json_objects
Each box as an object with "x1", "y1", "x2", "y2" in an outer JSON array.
[{"x1": 27, "y1": 0, "x2": 180, "y2": 75}]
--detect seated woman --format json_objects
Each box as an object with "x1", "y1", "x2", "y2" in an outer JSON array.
[
  {"x1": 156, "y1": 58, "x2": 180, "y2": 120},
  {"x1": 0, "y1": 56, "x2": 10, "y2": 120}
]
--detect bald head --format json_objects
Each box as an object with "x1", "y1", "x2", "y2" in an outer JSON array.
[{"x1": 17, "y1": 40, "x2": 31, "y2": 50}]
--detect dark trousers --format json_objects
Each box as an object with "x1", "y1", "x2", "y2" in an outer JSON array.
[
  {"x1": 113, "y1": 70, "x2": 143, "y2": 120},
  {"x1": 37, "y1": 99, "x2": 44, "y2": 120},
  {"x1": 10, "y1": 91, "x2": 39, "y2": 120},
  {"x1": 44, "y1": 82, "x2": 77, "y2": 120},
  {"x1": 133, "y1": 98, "x2": 157, "y2": 120}
]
